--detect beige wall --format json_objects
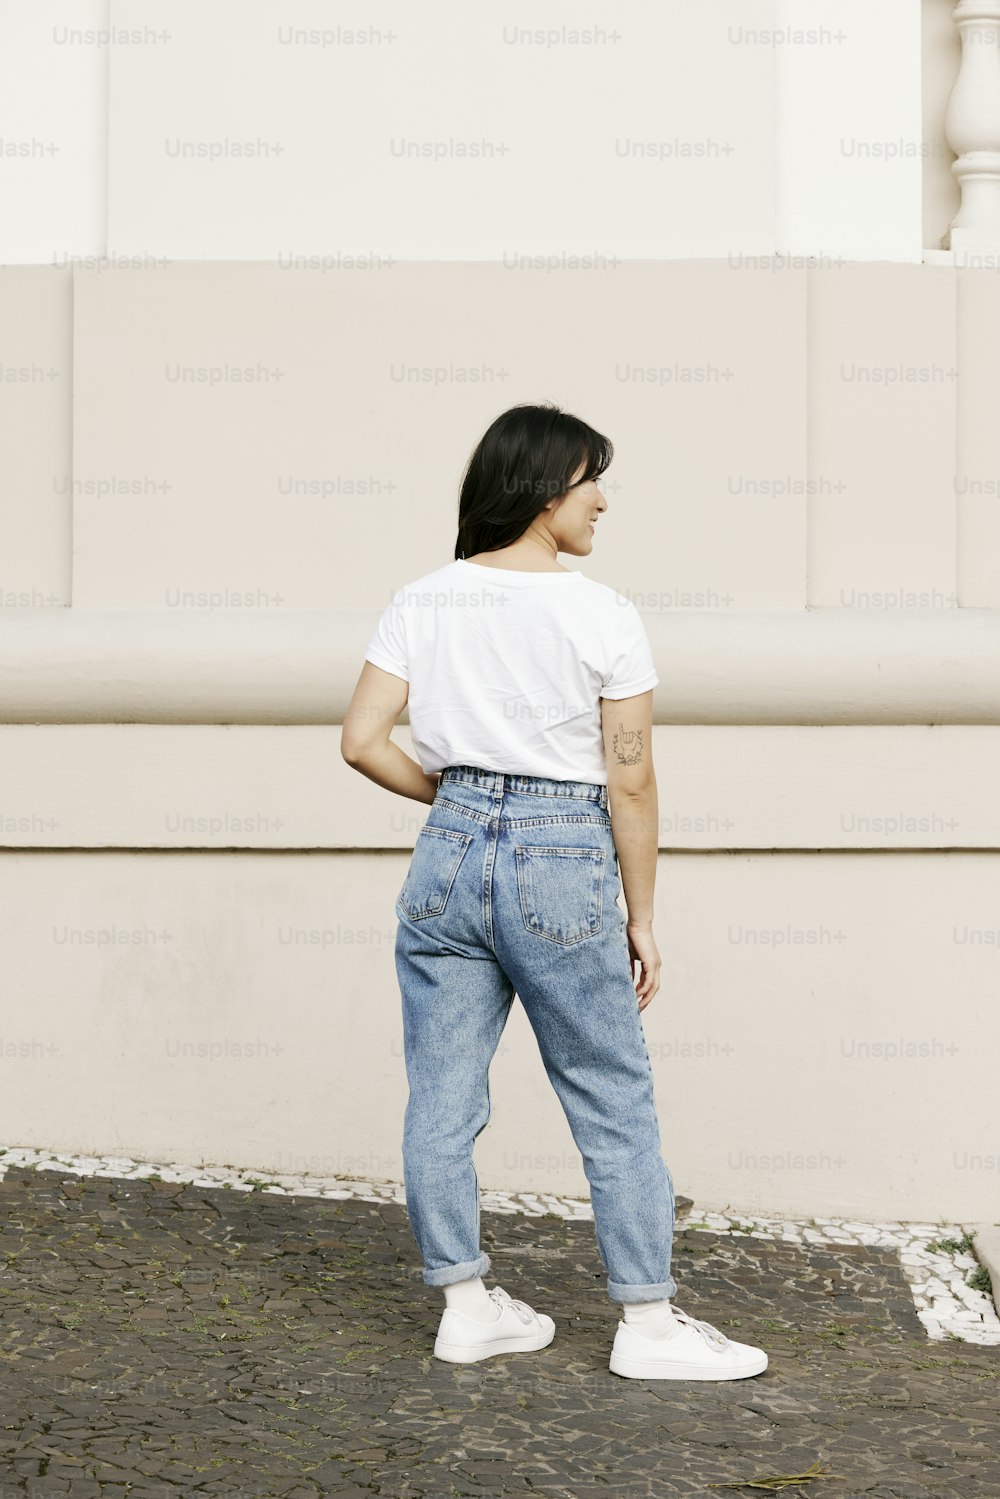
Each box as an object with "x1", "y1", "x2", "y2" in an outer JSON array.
[
  {"x1": 10, "y1": 258, "x2": 1000, "y2": 612},
  {"x1": 0, "y1": 832, "x2": 996, "y2": 1222},
  {"x1": 2, "y1": 3, "x2": 997, "y2": 1223}
]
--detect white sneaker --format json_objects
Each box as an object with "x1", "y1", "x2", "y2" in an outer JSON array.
[
  {"x1": 609, "y1": 1306, "x2": 768, "y2": 1381},
  {"x1": 433, "y1": 1285, "x2": 556, "y2": 1364}
]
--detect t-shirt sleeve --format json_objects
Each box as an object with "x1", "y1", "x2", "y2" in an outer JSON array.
[
  {"x1": 364, "y1": 593, "x2": 409, "y2": 682},
  {"x1": 599, "y1": 600, "x2": 659, "y2": 700}
]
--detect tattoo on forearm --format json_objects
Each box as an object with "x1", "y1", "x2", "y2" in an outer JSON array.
[{"x1": 612, "y1": 722, "x2": 644, "y2": 766}]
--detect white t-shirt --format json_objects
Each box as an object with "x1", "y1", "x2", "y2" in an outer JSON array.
[{"x1": 363, "y1": 558, "x2": 658, "y2": 785}]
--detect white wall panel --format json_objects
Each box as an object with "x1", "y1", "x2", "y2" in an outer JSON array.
[
  {"x1": 0, "y1": 0, "x2": 954, "y2": 267},
  {"x1": 777, "y1": 0, "x2": 925, "y2": 261},
  {"x1": 0, "y1": 0, "x2": 109, "y2": 264},
  {"x1": 106, "y1": 0, "x2": 777, "y2": 261}
]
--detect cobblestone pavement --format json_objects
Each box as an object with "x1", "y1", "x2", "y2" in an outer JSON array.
[{"x1": 0, "y1": 1166, "x2": 997, "y2": 1498}]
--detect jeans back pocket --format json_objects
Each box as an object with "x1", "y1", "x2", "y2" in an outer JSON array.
[
  {"x1": 398, "y1": 824, "x2": 474, "y2": 920},
  {"x1": 515, "y1": 844, "x2": 606, "y2": 946}
]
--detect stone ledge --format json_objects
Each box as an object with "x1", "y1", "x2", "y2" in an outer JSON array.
[{"x1": 1, "y1": 607, "x2": 1000, "y2": 723}]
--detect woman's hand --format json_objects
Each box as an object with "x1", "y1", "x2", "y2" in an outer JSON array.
[{"x1": 626, "y1": 920, "x2": 661, "y2": 1012}]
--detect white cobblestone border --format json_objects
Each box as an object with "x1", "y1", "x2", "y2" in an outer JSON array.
[{"x1": 3, "y1": 1144, "x2": 996, "y2": 1347}]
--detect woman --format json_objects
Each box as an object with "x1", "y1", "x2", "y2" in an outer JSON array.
[{"x1": 342, "y1": 403, "x2": 767, "y2": 1381}]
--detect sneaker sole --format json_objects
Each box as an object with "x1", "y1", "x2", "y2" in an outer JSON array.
[
  {"x1": 434, "y1": 1324, "x2": 556, "y2": 1364},
  {"x1": 609, "y1": 1348, "x2": 768, "y2": 1381}
]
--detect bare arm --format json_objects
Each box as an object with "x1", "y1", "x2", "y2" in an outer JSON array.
[
  {"x1": 341, "y1": 661, "x2": 440, "y2": 804},
  {"x1": 601, "y1": 687, "x2": 661, "y2": 1008}
]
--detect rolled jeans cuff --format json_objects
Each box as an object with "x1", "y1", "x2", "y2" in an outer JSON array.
[
  {"x1": 422, "y1": 1251, "x2": 492, "y2": 1287},
  {"x1": 607, "y1": 1274, "x2": 678, "y2": 1305}
]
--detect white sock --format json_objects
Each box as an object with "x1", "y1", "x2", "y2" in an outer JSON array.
[
  {"x1": 622, "y1": 1298, "x2": 682, "y2": 1339},
  {"x1": 443, "y1": 1275, "x2": 500, "y2": 1322}
]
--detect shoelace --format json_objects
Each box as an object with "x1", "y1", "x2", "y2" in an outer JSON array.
[
  {"x1": 488, "y1": 1286, "x2": 536, "y2": 1325},
  {"x1": 668, "y1": 1307, "x2": 731, "y2": 1350}
]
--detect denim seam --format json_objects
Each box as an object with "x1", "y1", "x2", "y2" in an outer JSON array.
[
  {"x1": 419, "y1": 825, "x2": 473, "y2": 845},
  {"x1": 501, "y1": 815, "x2": 612, "y2": 830},
  {"x1": 434, "y1": 797, "x2": 610, "y2": 832},
  {"x1": 439, "y1": 776, "x2": 605, "y2": 809},
  {"x1": 432, "y1": 795, "x2": 492, "y2": 825}
]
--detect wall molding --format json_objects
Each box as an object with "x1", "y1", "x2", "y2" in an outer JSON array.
[{"x1": 0, "y1": 608, "x2": 998, "y2": 725}]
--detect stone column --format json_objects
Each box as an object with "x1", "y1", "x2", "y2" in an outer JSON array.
[{"x1": 945, "y1": 0, "x2": 1000, "y2": 250}]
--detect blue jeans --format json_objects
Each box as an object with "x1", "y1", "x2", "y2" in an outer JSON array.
[{"x1": 394, "y1": 763, "x2": 677, "y2": 1305}]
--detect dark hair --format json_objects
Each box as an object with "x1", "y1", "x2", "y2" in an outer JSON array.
[{"x1": 454, "y1": 403, "x2": 613, "y2": 560}]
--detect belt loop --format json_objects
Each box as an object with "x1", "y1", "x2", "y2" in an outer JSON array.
[{"x1": 600, "y1": 784, "x2": 609, "y2": 811}]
